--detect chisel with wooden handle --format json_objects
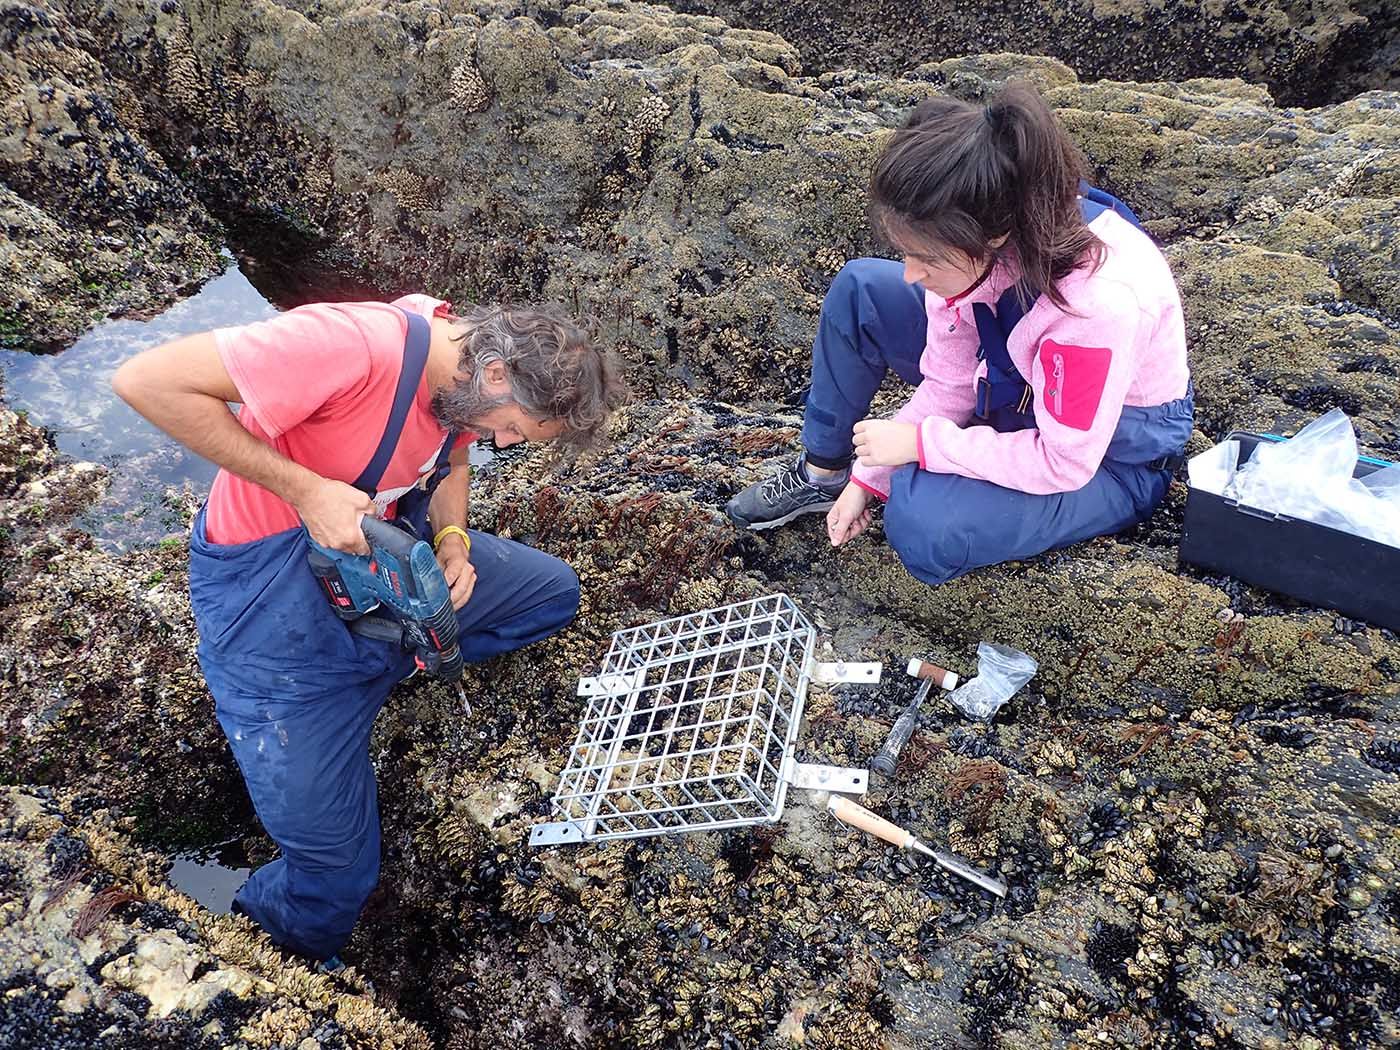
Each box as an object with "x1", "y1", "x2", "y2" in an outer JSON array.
[{"x1": 828, "y1": 795, "x2": 1008, "y2": 898}]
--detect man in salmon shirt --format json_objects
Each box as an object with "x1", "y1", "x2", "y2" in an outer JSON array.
[{"x1": 113, "y1": 293, "x2": 624, "y2": 968}]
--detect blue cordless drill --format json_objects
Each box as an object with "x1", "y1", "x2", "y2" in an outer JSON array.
[{"x1": 306, "y1": 516, "x2": 465, "y2": 684}]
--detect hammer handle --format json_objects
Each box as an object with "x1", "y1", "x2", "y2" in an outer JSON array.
[
  {"x1": 907, "y1": 657, "x2": 959, "y2": 690},
  {"x1": 868, "y1": 676, "x2": 933, "y2": 776}
]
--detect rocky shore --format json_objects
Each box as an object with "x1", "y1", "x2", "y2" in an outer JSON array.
[
  {"x1": 669, "y1": 0, "x2": 1400, "y2": 107},
  {"x1": 2, "y1": 1, "x2": 1398, "y2": 1047}
]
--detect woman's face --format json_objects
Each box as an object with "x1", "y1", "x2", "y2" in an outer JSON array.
[
  {"x1": 900, "y1": 249, "x2": 988, "y2": 298},
  {"x1": 892, "y1": 226, "x2": 1009, "y2": 299}
]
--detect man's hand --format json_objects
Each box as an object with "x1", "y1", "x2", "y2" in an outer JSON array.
[
  {"x1": 435, "y1": 534, "x2": 477, "y2": 610},
  {"x1": 294, "y1": 477, "x2": 376, "y2": 554},
  {"x1": 826, "y1": 482, "x2": 875, "y2": 547},
  {"x1": 852, "y1": 419, "x2": 919, "y2": 468}
]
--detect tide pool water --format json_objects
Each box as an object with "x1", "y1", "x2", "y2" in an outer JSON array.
[{"x1": 0, "y1": 255, "x2": 276, "y2": 549}]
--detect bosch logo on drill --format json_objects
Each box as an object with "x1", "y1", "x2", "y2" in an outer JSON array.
[{"x1": 372, "y1": 559, "x2": 405, "y2": 598}]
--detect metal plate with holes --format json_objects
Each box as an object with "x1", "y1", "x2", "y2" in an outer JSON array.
[
  {"x1": 531, "y1": 594, "x2": 873, "y2": 846},
  {"x1": 812, "y1": 662, "x2": 882, "y2": 685},
  {"x1": 781, "y1": 759, "x2": 869, "y2": 794}
]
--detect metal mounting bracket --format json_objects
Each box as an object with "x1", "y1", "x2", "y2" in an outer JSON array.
[
  {"x1": 780, "y1": 756, "x2": 869, "y2": 795},
  {"x1": 529, "y1": 820, "x2": 588, "y2": 847},
  {"x1": 577, "y1": 669, "x2": 645, "y2": 697},
  {"x1": 809, "y1": 661, "x2": 882, "y2": 685}
]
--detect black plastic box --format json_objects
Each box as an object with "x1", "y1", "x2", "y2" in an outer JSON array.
[{"x1": 1179, "y1": 431, "x2": 1400, "y2": 631}]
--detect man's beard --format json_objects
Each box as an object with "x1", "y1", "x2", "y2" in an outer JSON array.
[{"x1": 430, "y1": 380, "x2": 513, "y2": 439}]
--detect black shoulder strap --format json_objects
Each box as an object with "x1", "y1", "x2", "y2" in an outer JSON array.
[
  {"x1": 425, "y1": 428, "x2": 458, "y2": 488},
  {"x1": 352, "y1": 308, "x2": 432, "y2": 496}
]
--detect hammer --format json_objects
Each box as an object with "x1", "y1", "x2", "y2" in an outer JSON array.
[{"x1": 867, "y1": 657, "x2": 959, "y2": 777}]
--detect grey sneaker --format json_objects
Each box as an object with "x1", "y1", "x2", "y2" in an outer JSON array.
[{"x1": 725, "y1": 455, "x2": 848, "y2": 531}]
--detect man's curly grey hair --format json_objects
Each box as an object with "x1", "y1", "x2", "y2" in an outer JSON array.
[{"x1": 443, "y1": 303, "x2": 626, "y2": 450}]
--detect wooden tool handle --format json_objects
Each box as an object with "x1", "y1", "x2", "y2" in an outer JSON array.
[
  {"x1": 906, "y1": 657, "x2": 959, "y2": 691},
  {"x1": 828, "y1": 795, "x2": 914, "y2": 849}
]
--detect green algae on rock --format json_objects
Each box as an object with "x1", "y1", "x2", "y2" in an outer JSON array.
[{"x1": 5, "y1": 1, "x2": 1394, "y2": 454}]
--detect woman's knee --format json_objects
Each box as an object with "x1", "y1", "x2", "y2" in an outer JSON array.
[
  {"x1": 882, "y1": 490, "x2": 968, "y2": 586},
  {"x1": 830, "y1": 257, "x2": 900, "y2": 303}
]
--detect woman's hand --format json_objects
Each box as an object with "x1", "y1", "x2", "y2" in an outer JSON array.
[
  {"x1": 852, "y1": 419, "x2": 918, "y2": 468},
  {"x1": 826, "y1": 483, "x2": 875, "y2": 547},
  {"x1": 435, "y1": 534, "x2": 477, "y2": 610}
]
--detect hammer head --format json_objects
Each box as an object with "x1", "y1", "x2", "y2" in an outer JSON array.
[{"x1": 906, "y1": 656, "x2": 959, "y2": 691}]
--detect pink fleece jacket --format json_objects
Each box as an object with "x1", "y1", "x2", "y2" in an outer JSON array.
[{"x1": 851, "y1": 208, "x2": 1190, "y2": 499}]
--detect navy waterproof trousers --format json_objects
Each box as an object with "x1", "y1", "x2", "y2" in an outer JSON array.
[
  {"x1": 802, "y1": 258, "x2": 1194, "y2": 585},
  {"x1": 189, "y1": 512, "x2": 579, "y2": 961}
]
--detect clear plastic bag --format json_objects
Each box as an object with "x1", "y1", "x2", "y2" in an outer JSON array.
[
  {"x1": 947, "y1": 643, "x2": 1038, "y2": 720},
  {"x1": 1352, "y1": 463, "x2": 1400, "y2": 548},
  {"x1": 1187, "y1": 438, "x2": 1239, "y2": 496},
  {"x1": 1224, "y1": 409, "x2": 1400, "y2": 548}
]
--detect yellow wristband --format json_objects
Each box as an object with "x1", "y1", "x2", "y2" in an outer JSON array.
[{"x1": 433, "y1": 525, "x2": 471, "y2": 554}]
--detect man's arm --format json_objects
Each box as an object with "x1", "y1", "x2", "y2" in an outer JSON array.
[
  {"x1": 426, "y1": 445, "x2": 475, "y2": 609},
  {"x1": 111, "y1": 331, "x2": 375, "y2": 552},
  {"x1": 427, "y1": 444, "x2": 471, "y2": 539}
]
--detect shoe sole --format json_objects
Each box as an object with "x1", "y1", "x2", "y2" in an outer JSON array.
[{"x1": 731, "y1": 499, "x2": 836, "y2": 531}]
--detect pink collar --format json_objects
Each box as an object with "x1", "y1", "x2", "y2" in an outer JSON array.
[{"x1": 944, "y1": 256, "x2": 1021, "y2": 309}]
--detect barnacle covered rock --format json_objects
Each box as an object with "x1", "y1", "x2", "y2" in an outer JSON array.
[
  {"x1": 671, "y1": 0, "x2": 1398, "y2": 107},
  {"x1": 0, "y1": 787, "x2": 429, "y2": 1048},
  {"x1": 0, "y1": 4, "x2": 224, "y2": 349}
]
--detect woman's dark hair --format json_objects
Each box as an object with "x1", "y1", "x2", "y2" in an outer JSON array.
[{"x1": 869, "y1": 82, "x2": 1102, "y2": 309}]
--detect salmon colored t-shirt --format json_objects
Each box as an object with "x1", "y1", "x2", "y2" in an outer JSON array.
[{"x1": 204, "y1": 294, "x2": 473, "y2": 545}]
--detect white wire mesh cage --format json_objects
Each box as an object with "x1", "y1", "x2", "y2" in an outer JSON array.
[{"x1": 530, "y1": 594, "x2": 876, "y2": 847}]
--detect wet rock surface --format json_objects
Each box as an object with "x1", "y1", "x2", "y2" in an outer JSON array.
[
  {"x1": 0, "y1": 787, "x2": 429, "y2": 1048},
  {"x1": 0, "y1": 2, "x2": 225, "y2": 349},
  {"x1": 1, "y1": 1, "x2": 1399, "y2": 1047},
  {"x1": 5, "y1": 387, "x2": 1400, "y2": 1047},
  {"x1": 669, "y1": 0, "x2": 1400, "y2": 107}
]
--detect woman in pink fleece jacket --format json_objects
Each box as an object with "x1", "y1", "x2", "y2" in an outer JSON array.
[{"x1": 725, "y1": 83, "x2": 1194, "y2": 585}]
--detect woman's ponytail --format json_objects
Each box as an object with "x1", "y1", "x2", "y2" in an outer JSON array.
[{"x1": 870, "y1": 82, "x2": 1102, "y2": 309}]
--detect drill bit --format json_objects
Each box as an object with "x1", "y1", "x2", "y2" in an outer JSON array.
[{"x1": 456, "y1": 680, "x2": 472, "y2": 717}]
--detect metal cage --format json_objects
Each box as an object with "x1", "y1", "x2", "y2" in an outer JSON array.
[{"x1": 530, "y1": 594, "x2": 875, "y2": 847}]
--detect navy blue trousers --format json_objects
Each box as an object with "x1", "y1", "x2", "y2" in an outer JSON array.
[
  {"x1": 802, "y1": 258, "x2": 1194, "y2": 585},
  {"x1": 189, "y1": 511, "x2": 578, "y2": 961}
]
